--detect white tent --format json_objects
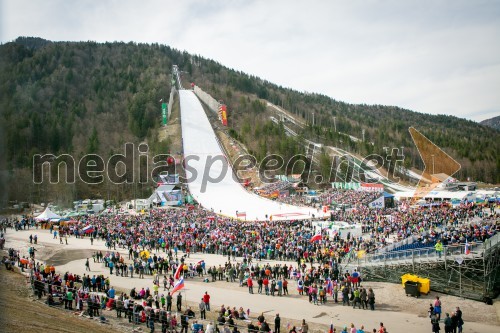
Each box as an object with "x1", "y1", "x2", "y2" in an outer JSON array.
[
  {"x1": 312, "y1": 221, "x2": 362, "y2": 240},
  {"x1": 35, "y1": 207, "x2": 62, "y2": 221}
]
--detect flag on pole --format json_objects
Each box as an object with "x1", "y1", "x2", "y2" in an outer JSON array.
[
  {"x1": 236, "y1": 211, "x2": 247, "y2": 219},
  {"x1": 326, "y1": 278, "x2": 333, "y2": 295},
  {"x1": 171, "y1": 277, "x2": 185, "y2": 295},
  {"x1": 465, "y1": 240, "x2": 470, "y2": 255},
  {"x1": 174, "y1": 263, "x2": 183, "y2": 280},
  {"x1": 82, "y1": 225, "x2": 95, "y2": 234},
  {"x1": 310, "y1": 234, "x2": 322, "y2": 242}
]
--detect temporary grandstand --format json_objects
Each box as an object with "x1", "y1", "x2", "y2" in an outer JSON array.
[{"x1": 353, "y1": 233, "x2": 500, "y2": 302}]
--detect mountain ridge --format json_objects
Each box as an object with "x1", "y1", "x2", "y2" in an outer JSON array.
[
  {"x1": 0, "y1": 37, "x2": 498, "y2": 205},
  {"x1": 480, "y1": 115, "x2": 500, "y2": 131}
]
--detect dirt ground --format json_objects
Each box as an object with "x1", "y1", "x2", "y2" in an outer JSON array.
[
  {"x1": 23, "y1": 249, "x2": 500, "y2": 331},
  {"x1": 0, "y1": 257, "x2": 129, "y2": 333},
  {"x1": 0, "y1": 260, "x2": 311, "y2": 333},
  {"x1": 4, "y1": 230, "x2": 499, "y2": 333}
]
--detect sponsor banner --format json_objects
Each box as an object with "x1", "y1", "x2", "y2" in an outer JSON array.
[
  {"x1": 332, "y1": 182, "x2": 361, "y2": 190},
  {"x1": 219, "y1": 104, "x2": 228, "y2": 126},
  {"x1": 162, "y1": 103, "x2": 167, "y2": 125},
  {"x1": 368, "y1": 196, "x2": 385, "y2": 209},
  {"x1": 361, "y1": 183, "x2": 384, "y2": 192}
]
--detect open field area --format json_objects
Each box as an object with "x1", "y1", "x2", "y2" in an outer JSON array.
[{"x1": 2, "y1": 228, "x2": 499, "y2": 333}]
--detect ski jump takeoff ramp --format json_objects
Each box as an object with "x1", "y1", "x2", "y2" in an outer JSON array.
[{"x1": 179, "y1": 90, "x2": 323, "y2": 221}]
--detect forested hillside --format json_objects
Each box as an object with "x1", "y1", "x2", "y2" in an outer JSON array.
[
  {"x1": 186, "y1": 60, "x2": 499, "y2": 184},
  {"x1": 0, "y1": 37, "x2": 498, "y2": 205},
  {"x1": 480, "y1": 116, "x2": 500, "y2": 131}
]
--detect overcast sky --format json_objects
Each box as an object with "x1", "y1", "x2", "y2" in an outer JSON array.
[{"x1": 1, "y1": 0, "x2": 499, "y2": 122}]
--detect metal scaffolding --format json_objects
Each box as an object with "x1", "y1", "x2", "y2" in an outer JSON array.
[{"x1": 355, "y1": 234, "x2": 500, "y2": 301}]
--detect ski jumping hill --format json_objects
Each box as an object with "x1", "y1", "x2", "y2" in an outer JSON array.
[{"x1": 179, "y1": 89, "x2": 324, "y2": 221}]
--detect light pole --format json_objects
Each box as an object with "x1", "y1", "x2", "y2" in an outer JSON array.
[
  {"x1": 333, "y1": 116, "x2": 337, "y2": 133},
  {"x1": 400, "y1": 146, "x2": 406, "y2": 178}
]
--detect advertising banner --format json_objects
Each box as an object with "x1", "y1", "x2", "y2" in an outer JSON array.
[
  {"x1": 219, "y1": 104, "x2": 228, "y2": 126},
  {"x1": 332, "y1": 182, "x2": 361, "y2": 190},
  {"x1": 361, "y1": 183, "x2": 384, "y2": 192},
  {"x1": 162, "y1": 102, "x2": 167, "y2": 125},
  {"x1": 368, "y1": 196, "x2": 385, "y2": 209}
]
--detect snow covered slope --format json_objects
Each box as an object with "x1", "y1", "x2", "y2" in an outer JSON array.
[{"x1": 179, "y1": 90, "x2": 323, "y2": 221}]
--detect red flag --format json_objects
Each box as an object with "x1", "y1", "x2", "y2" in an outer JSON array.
[
  {"x1": 310, "y1": 234, "x2": 322, "y2": 242},
  {"x1": 174, "y1": 264, "x2": 183, "y2": 280}
]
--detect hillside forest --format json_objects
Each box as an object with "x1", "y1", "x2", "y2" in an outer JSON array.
[{"x1": 0, "y1": 37, "x2": 498, "y2": 206}]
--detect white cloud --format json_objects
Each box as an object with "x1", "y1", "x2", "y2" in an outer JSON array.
[{"x1": 1, "y1": 0, "x2": 498, "y2": 121}]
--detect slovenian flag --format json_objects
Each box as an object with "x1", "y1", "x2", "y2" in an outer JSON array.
[
  {"x1": 82, "y1": 225, "x2": 94, "y2": 234},
  {"x1": 171, "y1": 277, "x2": 185, "y2": 295},
  {"x1": 174, "y1": 263, "x2": 183, "y2": 280},
  {"x1": 310, "y1": 234, "x2": 322, "y2": 242},
  {"x1": 326, "y1": 278, "x2": 333, "y2": 295},
  {"x1": 465, "y1": 240, "x2": 470, "y2": 255}
]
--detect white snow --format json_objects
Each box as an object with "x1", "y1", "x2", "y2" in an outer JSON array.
[{"x1": 180, "y1": 90, "x2": 324, "y2": 221}]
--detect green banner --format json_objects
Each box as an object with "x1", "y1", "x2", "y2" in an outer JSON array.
[
  {"x1": 162, "y1": 103, "x2": 167, "y2": 125},
  {"x1": 332, "y1": 182, "x2": 360, "y2": 190}
]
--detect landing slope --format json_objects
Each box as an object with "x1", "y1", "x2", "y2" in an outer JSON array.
[{"x1": 179, "y1": 90, "x2": 322, "y2": 220}]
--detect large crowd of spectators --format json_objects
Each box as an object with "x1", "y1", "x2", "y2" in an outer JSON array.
[
  {"x1": 1, "y1": 192, "x2": 498, "y2": 333},
  {"x1": 270, "y1": 188, "x2": 383, "y2": 210},
  {"x1": 254, "y1": 180, "x2": 294, "y2": 197}
]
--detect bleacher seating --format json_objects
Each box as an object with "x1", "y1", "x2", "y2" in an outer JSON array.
[{"x1": 389, "y1": 241, "x2": 436, "y2": 253}]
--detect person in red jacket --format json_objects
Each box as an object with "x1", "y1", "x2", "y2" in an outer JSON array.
[
  {"x1": 203, "y1": 291, "x2": 210, "y2": 311},
  {"x1": 263, "y1": 277, "x2": 270, "y2": 295},
  {"x1": 247, "y1": 277, "x2": 254, "y2": 294}
]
